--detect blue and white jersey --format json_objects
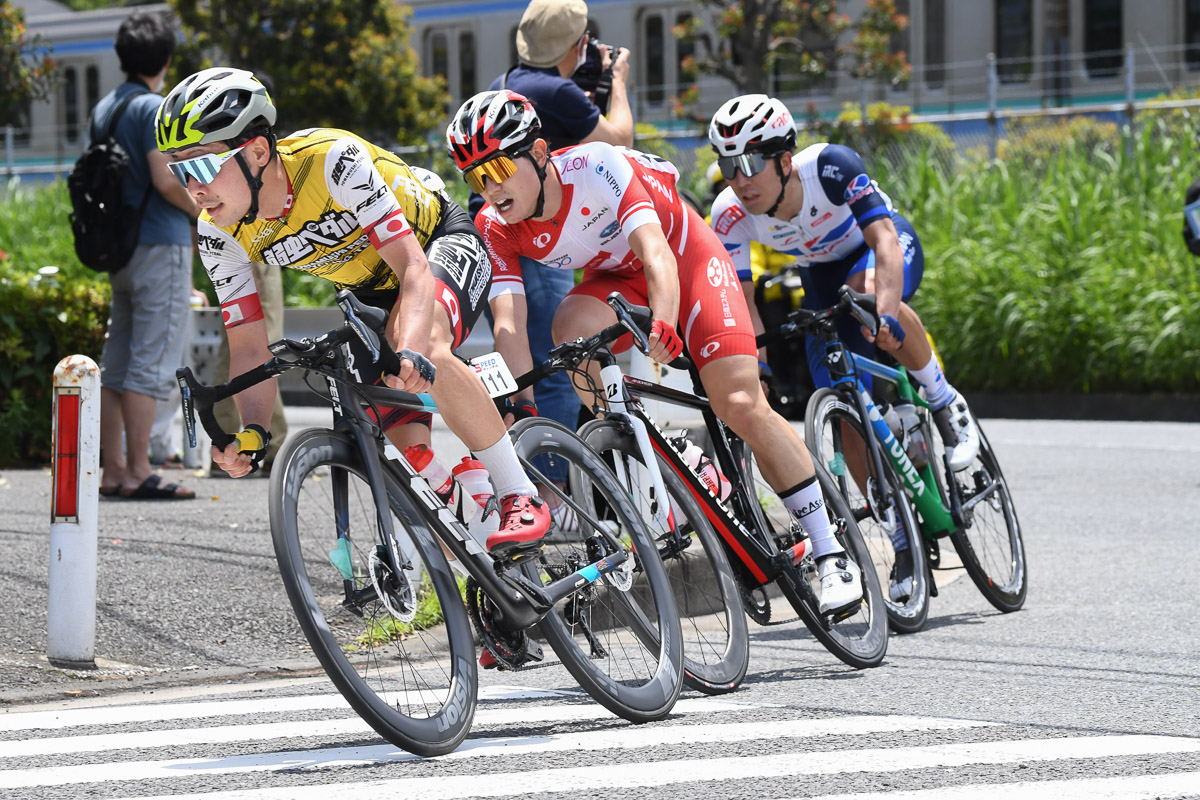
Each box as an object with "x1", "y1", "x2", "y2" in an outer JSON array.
[{"x1": 710, "y1": 143, "x2": 894, "y2": 280}]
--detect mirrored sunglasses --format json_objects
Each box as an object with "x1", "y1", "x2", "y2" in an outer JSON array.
[
  {"x1": 167, "y1": 144, "x2": 248, "y2": 188},
  {"x1": 717, "y1": 152, "x2": 778, "y2": 181},
  {"x1": 464, "y1": 154, "x2": 520, "y2": 194}
]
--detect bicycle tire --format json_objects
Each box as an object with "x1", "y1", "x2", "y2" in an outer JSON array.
[
  {"x1": 938, "y1": 414, "x2": 1028, "y2": 612},
  {"x1": 579, "y1": 418, "x2": 750, "y2": 694},
  {"x1": 509, "y1": 418, "x2": 684, "y2": 722},
  {"x1": 270, "y1": 428, "x2": 477, "y2": 756},
  {"x1": 805, "y1": 388, "x2": 930, "y2": 633},
  {"x1": 738, "y1": 443, "x2": 888, "y2": 668}
]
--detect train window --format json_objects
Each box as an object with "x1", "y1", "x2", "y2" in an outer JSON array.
[
  {"x1": 1188, "y1": 0, "x2": 1200, "y2": 70},
  {"x1": 645, "y1": 13, "x2": 665, "y2": 105},
  {"x1": 460, "y1": 31, "x2": 476, "y2": 97},
  {"x1": 63, "y1": 67, "x2": 79, "y2": 144},
  {"x1": 995, "y1": 0, "x2": 1033, "y2": 83},
  {"x1": 428, "y1": 30, "x2": 449, "y2": 81},
  {"x1": 86, "y1": 66, "x2": 100, "y2": 120},
  {"x1": 1084, "y1": 0, "x2": 1123, "y2": 78},
  {"x1": 924, "y1": 0, "x2": 945, "y2": 89}
]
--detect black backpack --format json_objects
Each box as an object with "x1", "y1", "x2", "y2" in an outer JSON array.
[{"x1": 67, "y1": 90, "x2": 153, "y2": 273}]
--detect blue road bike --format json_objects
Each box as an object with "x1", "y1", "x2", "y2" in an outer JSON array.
[{"x1": 769, "y1": 286, "x2": 1027, "y2": 633}]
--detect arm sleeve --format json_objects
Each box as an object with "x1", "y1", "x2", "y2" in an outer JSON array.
[
  {"x1": 197, "y1": 220, "x2": 263, "y2": 329},
  {"x1": 323, "y1": 136, "x2": 412, "y2": 250},
  {"x1": 476, "y1": 210, "x2": 526, "y2": 299},
  {"x1": 816, "y1": 144, "x2": 890, "y2": 228}
]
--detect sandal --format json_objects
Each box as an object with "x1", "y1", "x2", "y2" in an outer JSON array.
[{"x1": 117, "y1": 474, "x2": 196, "y2": 500}]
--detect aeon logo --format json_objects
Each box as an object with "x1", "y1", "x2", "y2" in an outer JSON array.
[{"x1": 533, "y1": 232, "x2": 551, "y2": 248}]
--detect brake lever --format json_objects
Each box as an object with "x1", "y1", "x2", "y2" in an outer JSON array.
[{"x1": 607, "y1": 293, "x2": 652, "y2": 355}]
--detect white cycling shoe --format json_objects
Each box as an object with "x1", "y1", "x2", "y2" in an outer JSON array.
[
  {"x1": 817, "y1": 553, "x2": 863, "y2": 616},
  {"x1": 934, "y1": 392, "x2": 981, "y2": 472}
]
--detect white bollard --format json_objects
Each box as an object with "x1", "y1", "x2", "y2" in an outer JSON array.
[{"x1": 48, "y1": 355, "x2": 101, "y2": 670}]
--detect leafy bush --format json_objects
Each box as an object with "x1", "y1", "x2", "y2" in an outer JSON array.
[{"x1": 0, "y1": 259, "x2": 109, "y2": 466}]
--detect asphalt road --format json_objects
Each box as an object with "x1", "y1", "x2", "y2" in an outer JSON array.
[{"x1": 0, "y1": 416, "x2": 1197, "y2": 798}]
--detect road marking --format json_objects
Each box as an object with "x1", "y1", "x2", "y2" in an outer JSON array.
[
  {"x1": 0, "y1": 685, "x2": 575, "y2": 732},
  {"x1": 0, "y1": 697, "x2": 759, "y2": 759},
  {"x1": 799, "y1": 770, "x2": 1200, "y2": 799},
  {"x1": 112, "y1": 735, "x2": 1200, "y2": 800},
  {"x1": 0, "y1": 714, "x2": 985, "y2": 790}
]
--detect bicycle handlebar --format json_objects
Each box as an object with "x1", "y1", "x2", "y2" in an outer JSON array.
[
  {"x1": 177, "y1": 289, "x2": 429, "y2": 454},
  {"x1": 759, "y1": 285, "x2": 884, "y2": 346},
  {"x1": 511, "y1": 292, "x2": 692, "y2": 392}
]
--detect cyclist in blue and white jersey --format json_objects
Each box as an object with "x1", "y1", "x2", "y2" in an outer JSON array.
[{"x1": 708, "y1": 95, "x2": 981, "y2": 600}]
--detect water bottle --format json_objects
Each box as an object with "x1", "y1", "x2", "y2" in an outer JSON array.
[
  {"x1": 453, "y1": 456, "x2": 500, "y2": 541},
  {"x1": 892, "y1": 402, "x2": 929, "y2": 470},
  {"x1": 403, "y1": 444, "x2": 455, "y2": 501},
  {"x1": 675, "y1": 438, "x2": 731, "y2": 502}
]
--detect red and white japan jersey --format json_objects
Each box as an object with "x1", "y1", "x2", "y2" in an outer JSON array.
[{"x1": 476, "y1": 142, "x2": 689, "y2": 299}]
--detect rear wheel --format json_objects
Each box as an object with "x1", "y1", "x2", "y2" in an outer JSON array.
[
  {"x1": 509, "y1": 418, "x2": 684, "y2": 722},
  {"x1": 805, "y1": 388, "x2": 930, "y2": 633},
  {"x1": 933, "y1": 414, "x2": 1027, "y2": 612},
  {"x1": 270, "y1": 428, "x2": 476, "y2": 756},
  {"x1": 580, "y1": 418, "x2": 749, "y2": 694}
]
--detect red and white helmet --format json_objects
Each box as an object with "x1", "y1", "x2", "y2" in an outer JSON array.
[
  {"x1": 708, "y1": 94, "x2": 796, "y2": 156},
  {"x1": 446, "y1": 90, "x2": 542, "y2": 171}
]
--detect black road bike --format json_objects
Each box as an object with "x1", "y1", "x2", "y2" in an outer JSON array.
[{"x1": 175, "y1": 290, "x2": 683, "y2": 757}]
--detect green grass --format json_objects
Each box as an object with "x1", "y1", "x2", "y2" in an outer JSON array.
[{"x1": 352, "y1": 574, "x2": 467, "y2": 649}]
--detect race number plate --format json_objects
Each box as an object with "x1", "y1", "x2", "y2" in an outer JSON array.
[{"x1": 469, "y1": 351, "x2": 518, "y2": 398}]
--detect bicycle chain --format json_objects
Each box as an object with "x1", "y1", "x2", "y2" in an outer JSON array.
[
  {"x1": 737, "y1": 576, "x2": 800, "y2": 627},
  {"x1": 465, "y1": 578, "x2": 528, "y2": 671}
]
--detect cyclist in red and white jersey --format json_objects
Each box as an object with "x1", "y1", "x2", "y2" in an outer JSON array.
[{"x1": 447, "y1": 90, "x2": 865, "y2": 616}]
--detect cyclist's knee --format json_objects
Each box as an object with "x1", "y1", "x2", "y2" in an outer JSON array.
[{"x1": 709, "y1": 386, "x2": 764, "y2": 434}]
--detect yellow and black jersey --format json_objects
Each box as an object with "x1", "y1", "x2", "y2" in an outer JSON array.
[{"x1": 197, "y1": 128, "x2": 446, "y2": 328}]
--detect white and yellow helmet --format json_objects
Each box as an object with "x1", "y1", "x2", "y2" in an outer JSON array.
[{"x1": 156, "y1": 67, "x2": 275, "y2": 152}]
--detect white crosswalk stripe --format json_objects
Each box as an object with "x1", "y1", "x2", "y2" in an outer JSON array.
[{"x1": 1, "y1": 681, "x2": 1196, "y2": 800}]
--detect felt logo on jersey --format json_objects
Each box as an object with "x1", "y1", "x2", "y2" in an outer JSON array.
[
  {"x1": 533, "y1": 232, "x2": 551, "y2": 248},
  {"x1": 844, "y1": 173, "x2": 873, "y2": 203},
  {"x1": 262, "y1": 210, "x2": 359, "y2": 266},
  {"x1": 714, "y1": 205, "x2": 745, "y2": 236},
  {"x1": 561, "y1": 154, "x2": 590, "y2": 174}
]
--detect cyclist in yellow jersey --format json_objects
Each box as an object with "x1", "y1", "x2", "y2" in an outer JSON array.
[{"x1": 155, "y1": 68, "x2": 550, "y2": 556}]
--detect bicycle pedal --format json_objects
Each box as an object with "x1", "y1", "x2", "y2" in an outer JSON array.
[{"x1": 490, "y1": 541, "x2": 546, "y2": 564}]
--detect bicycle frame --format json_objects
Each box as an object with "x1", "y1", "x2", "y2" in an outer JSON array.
[
  {"x1": 820, "y1": 339, "x2": 958, "y2": 540},
  {"x1": 593, "y1": 348, "x2": 810, "y2": 590},
  {"x1": 178, "y1": 324, "x2": 630, "y2": 635}
]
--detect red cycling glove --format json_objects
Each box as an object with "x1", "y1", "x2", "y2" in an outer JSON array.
[{"x1": 651, "y1": 319, "x2": 684, "y2": 359}]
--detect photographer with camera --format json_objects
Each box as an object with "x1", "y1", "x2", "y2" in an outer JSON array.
[{"x1": 468, "y1": 0, "x2": 633, "y2": 439}]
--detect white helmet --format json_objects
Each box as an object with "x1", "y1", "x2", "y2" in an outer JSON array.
[
  {"x1": 708, "y1": 94, "x2": 796, "y2": 156},
  {"x1": 446, "y1": 90, "x2": 542, "y2": 172}
]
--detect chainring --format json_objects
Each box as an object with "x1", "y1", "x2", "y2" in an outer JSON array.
[{"x1": 465, "y1": 578, "x2": 528, "y2": 671}]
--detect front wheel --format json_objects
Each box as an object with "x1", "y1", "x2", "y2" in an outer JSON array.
[
  {"x1": 580, "y1": 418, "x2": 749, "y2": 694},
  {"x1": 509, "y1": 418, "x2": 684, "y2": 722},
  {"x1": 269, "y1": 428, "x2": 477, "y2": 756},
  {"x1": 938, "y1": 414, "x2": 1027, "y2": 612},
  {"x1": 805, "y1": 388, "x2": 930, "y2": 633}
]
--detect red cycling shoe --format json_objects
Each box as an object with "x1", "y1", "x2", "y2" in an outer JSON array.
[{"x1": 486, "y1": 494, "x2": 550, "y2": 560}]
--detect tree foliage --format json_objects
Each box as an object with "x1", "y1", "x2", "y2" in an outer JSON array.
[
  {"x1": 0, "y1": 1, "x2": 57, "y2": 124},
  {"x1": 675, "y1": 0, "x2": 909, "y2": 104},
  {"x1": 168, "y1": 0, "x2": 445, "y2": 145}
]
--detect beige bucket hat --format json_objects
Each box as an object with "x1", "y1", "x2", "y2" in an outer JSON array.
[{"x1": 516, "y1": 0, "x2": 589, "y2": 69}]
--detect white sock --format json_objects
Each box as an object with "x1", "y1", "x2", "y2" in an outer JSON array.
[
  {"x1": 781, "y1": 476, "x2": 843, "y2": 559},
  {"x1": 911, "y1": 353, "x2": 954, "y2": 410},
  {"x1": 473, "y1": 435, "x2": 537, "y2": 498}
]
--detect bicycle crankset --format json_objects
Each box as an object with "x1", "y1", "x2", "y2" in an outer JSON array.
[{"x1": 466, "y1": 577, "x2": 540, "y2": 671}]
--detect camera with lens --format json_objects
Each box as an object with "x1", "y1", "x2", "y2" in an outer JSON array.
[{"x1": 572, "y1": 38, "x2": 617, "y2": 116}]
